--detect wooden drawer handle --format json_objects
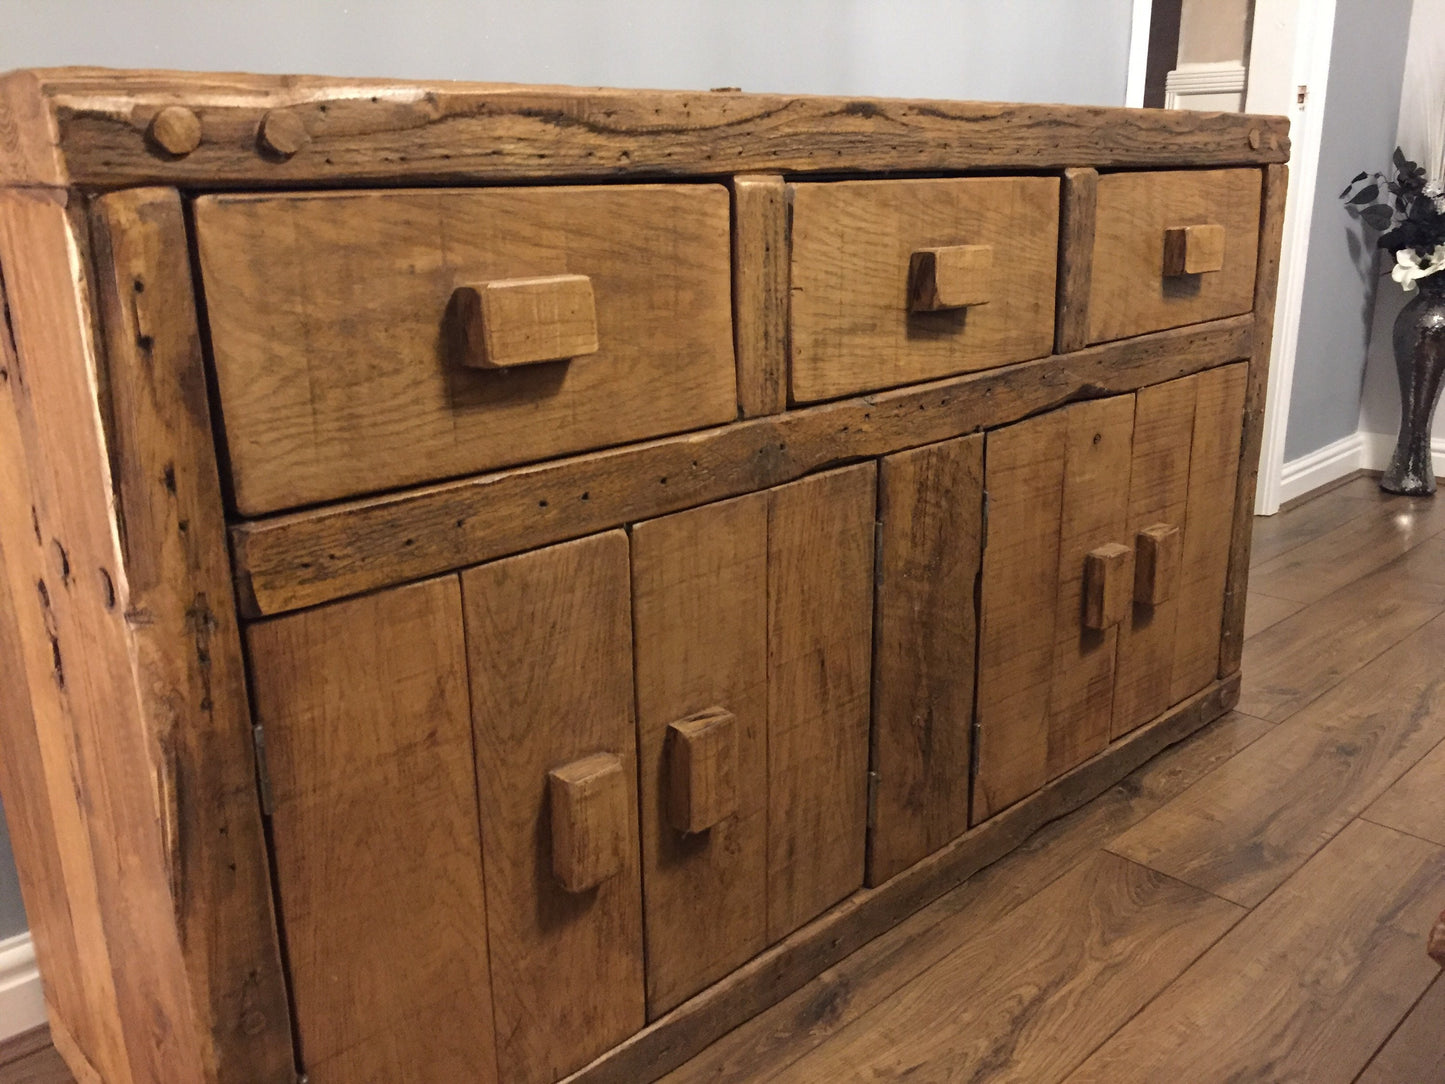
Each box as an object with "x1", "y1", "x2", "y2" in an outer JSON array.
[
  {"x1": 667, "y1": 707, "x2": 738, "y2": 834},
  {"x1": 1134, "y1": 523, "x2": 1182, "y2": 605},
  {"x1": 908, "y1": 245, "x2": 993, "y2": 312},
  {"x1": 1084, "y1": 543, "x2": 1133, "y2": 629},
  {"x1": 548, "y1": 752, "x2": 629, "y2": 893},
  {"x1": 1162, "y1": 225, "x2": 1226, "y2": 276},
  {"x1": 452, "y1": 273, "x2": 600, "y2": 369}
]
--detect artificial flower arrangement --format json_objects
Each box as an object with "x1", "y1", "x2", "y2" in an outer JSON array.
[{"x1": 1341, "y1": 147, "x2": 1445, "y2": 292}]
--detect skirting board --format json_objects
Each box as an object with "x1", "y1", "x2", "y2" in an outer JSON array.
[
  {"x1": 1278, "y1": 429, "x2": 1445, "y2": 505},
  {"x1": 0, "y1": 933, "x2": 45, "y2": 1041}
]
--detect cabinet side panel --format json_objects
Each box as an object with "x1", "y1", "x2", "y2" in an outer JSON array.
[
  {"x1": 1111, "y1": 376, "x2": 1199, "y2": 738},
  {"x1": 870, "y1": 435, "x2": 983, "y2": 885},
  {"x1": 0, "y1": 188, "x2": 209, "y2": 1084},
  {"x1": 1045, "y1": 396, "x2": 1135, "y2": 779},
  {"x1": 767, "y1": 464, "x2": 876, "y2": 940},
  {"x1": 1171, "y1": 363, "x2": 1249, "y2": 703},
  {"x1": 247, "y1": 578, "x2": 497, "y2": 1084},
  {"x1": 632, "y1": 492, "x2": 769, "y2": 1016},
  {"x1": 89, "y1": 188, "x2": 295, "y2": 1083},
  {"x1": 974, "y1": 411, "x2": 1067, "y2": 821},
  {"x1": 462, "y1": 532, "x2": 645, "y2": 1084}
]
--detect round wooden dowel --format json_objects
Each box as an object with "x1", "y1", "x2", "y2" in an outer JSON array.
[
  {"x1": 148, "y1": 106, "x2": 202, "y2": 156},
  {"x1": 258, "y1": 110, "x2": 310, "y2": 158}
]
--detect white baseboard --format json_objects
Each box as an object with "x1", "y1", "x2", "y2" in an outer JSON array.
[
  {"x1": 1278, "y1": 429, "x2": 1445, "y2": 506},
  {"x1": 0, "y1": 932, "x2": 45, "y2": 1041}
]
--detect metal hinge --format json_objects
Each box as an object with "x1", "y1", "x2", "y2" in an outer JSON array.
[
  {"x1": 252, "y1": 722, "x2": 275, "y2": 817},
  {"x1": 981, "y1": 489, "x2": 990, "y2": 551},
  {"x1": 866, "y1": 769, "x2": 881, "y2": 832},
  {"x1": 1296, "y1": 85, "x2": 1308, "y2": 106}
]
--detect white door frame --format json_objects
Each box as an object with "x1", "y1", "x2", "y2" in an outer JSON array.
[
  {"x1": 1125, "y1": 0, "x2": 1152, "y2": 107},
  {"x1": 1246, "y1": 0, "x2": 1337, "y2": 514}
]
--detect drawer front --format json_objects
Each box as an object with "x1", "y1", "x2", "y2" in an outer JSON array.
[
  {"x1": 789, "y1": 177, "x2": 1060, "y2": 403},
  {"x1": 246, "y1": 578, "x2": 498, "y2": 1084},
  {"x1": 1087, "y1": 168, "x2": 1261, "y2": 344},
  {"x1": 195, "y1": 185, "x2": 736, "y2": 515},
  {"x1": 461, "y1": 532, "x2": 645, "y2": 1084}
]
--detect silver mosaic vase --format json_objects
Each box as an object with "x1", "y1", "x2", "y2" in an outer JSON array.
[{"x1": 1382, "y1": 273, "x2": 1445, "y2": 496}]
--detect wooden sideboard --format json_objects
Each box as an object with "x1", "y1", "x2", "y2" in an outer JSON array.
[{"x1": 0, "y1": 69, "x2": 1288, "y2": 1084}]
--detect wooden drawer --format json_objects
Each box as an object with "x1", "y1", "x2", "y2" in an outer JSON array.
[
  {"x1": 788, "y1": 177, "x2": 1060, "y2": 403},
  {"x1": 1086, "y1": 168, "x2": 1262, "y2": 343},
  {"x1": 195, "y1": 185, "x2": 736, "y2": 515}
]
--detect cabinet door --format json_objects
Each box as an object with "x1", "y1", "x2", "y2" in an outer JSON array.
[
  {"x1": 1112, "y1": 364, "x2": 1247, "y2": 735},
  {"x1": 461, "y1": 532, "x2": 644, "y2": 1084},
  {"x1": 767, "y1": 464, "x2": 877, "y2": 940},
  {"x1": 868, "y1": 435, "x2": 984, "y2": 886},
  {"x1": 632, "y1": 493, "x2": 769, "y2": 1016},
  {"x1": 247, "y1": 577, "x2": 497, "y2": 1084},
  {"x1": 974, "y1": 396, "x2": 1134, "y2": 822}
]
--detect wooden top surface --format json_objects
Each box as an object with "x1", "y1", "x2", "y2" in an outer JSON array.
[{"x1": 0, "y1": 67, "x2": 1290, "y2": 189}]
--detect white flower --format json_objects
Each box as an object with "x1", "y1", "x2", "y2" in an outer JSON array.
[{"x1": 1392, "y1": 246, "x2": 1445, "y2": 292}]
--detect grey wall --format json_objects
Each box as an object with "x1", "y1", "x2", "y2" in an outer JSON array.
[
  {"x1": 1283, "y1": 0, "x2": 1414, "y2": 461},
  {"x1": 0, "y1": 0, "x2": 1134, "y2": 945}
]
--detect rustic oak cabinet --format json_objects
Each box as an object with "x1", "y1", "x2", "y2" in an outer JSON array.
[{"x1": 0, "y1": 69, "x2": 1287, "y2": 1084}]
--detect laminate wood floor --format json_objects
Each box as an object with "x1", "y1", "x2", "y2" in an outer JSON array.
[{"x1": 5, "y1": 475, "x2": 1444, "y2": 1084}]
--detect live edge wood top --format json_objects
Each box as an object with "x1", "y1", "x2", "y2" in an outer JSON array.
[{"x1": 0, "y1": 68, "x2": 1290, "y2": 189}]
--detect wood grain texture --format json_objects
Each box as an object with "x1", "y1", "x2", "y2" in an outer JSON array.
[
  {"x1": 1111, "y1": 611, "x2": 1445, "y2": 907},
  {"x1": 789, "y1": 176, "x2": 1058, "y2": 401},
  {"x1": 1074, "y1": 820, "x2": 1445, "y2": 1083},
  {"x1": 1363, "y1": 732, "x2": 1445, "y2": 846},
  {"x1": 664, "y1": 709, "x2": 1269, "y2": 1084},
  {"x1": 87, "y1": 189, "x2": 293, "y2": 1083},
  {"x1": 0, "y1": 187, "x2": 209, "y2": 1084},
  {"x1": 0, "y1": 69, "x2": 1290, "y2": 190},
  {"x1": 666, "y1": 710, "x2": 739, "y2": 835},
  {"x1": 766, "y1": 464, "x2": 876, "y2": 940},
  {"x1": 731, "y1": 174, "x2": 788, "y2": 417},
  {"x1": 1055, "y1": 167, "x2": 1098, "y2": 354},
  {"x1": 1237, "y1": 538, "x2": 1445, "y2": 723},
  {"x1": 454, "y1": 273, "x2": 599, "y2": 369},
  {"x1": 1220, "y1": 163, "x2": 1288, "y2": 677},
  {"x1": 563, "y1": 676, "x2": 1237, "y2": 1084},
  {"x1": 194, "y1": 184, "x2": 735, "y2": 514},
  {"x1": 462, "y1": 532, "x2": 645, "y2": 1084},
  {"x1": 549, "y1": 754, "x2": 630, "y2": 893},
  {"x1": 1133, "y1": 523, "x2": 1181, "y2": 605},
  {"x1": 1240, "y1": 591, "x2": 1303, "y2": 640},
  {"x1": 1111, "y1": 375, "x2": 1198, "y2": 738},
  {"x1": 1161, "y1": 223, "x2": 1226, "y2": 275},
  {"x1": 1083, "y1": 546, "x2": 1130, "y2": 630},
  {"x1": 246, "y1": 578, "x2": 496, "y2": 1084},
  {"x1": 1046, "y1": 397, "x2": 1135, "y2": 778},
  {"x1": 1354, "y1": 975, "x2": 1445, "y2": 1084},
  {"x1": 1169, "y1": 363, "x2": 1247, "y2": 703},
  {"x1": 974, "y1": 410, "x2": 1067, "y2": 821},
  {"x1": 906, "y1": 243, "x2": 993, "y2": 311},
  {"x1": 232, "y1": 316, "x2": 1255, "y2": 618},
  {"x1": 631, "y1": 494, "x2": 768, "y2": 1015},
  {"x1": 869, "y1": 435, "x2": 983, "y2": 886},
  {"x1": 772, "y1": 852, "x2": 1242, "y2": 1083},
  {"x1": 1087, "y1": 168, "x2": 1261, "y2": 343}
]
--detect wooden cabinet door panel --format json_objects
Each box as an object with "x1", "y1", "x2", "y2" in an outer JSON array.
[
  {"x1": 767, "y1": 464, "x2": 877, "y2": 940},
  {"x1": 974, "y1": 411, "x2": 1067, "y2": 822},
  {"x1": 461, "y1": 531, "x2": 644, "y2": 1084},
  {"x1": 1044, "y1": 396, "x2": 1135, "y2": 777},
  {"x1": 632, "y1": 493, "x2": 769, "y2": 1016},
  {"x1": 1170, "y1": 363, "x2": 1249, "y2": 703},
  {"x1": 246, "y1": 577, "x2": 497, "y2": 1084},
  {"x1": 869, "y1": 435, "x2": 984, "y2": 886}
]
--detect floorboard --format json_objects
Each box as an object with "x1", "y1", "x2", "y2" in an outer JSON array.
[
  {"x1": 1241, "y1": 591, "x2": 1304, "y2": 641},
  {"x1": 1363, "y1": 732, "x2": 1445, "y2": 846},
  {"x1": 1355, "y1": 974, "x2": 1445, "y2": 1084}
]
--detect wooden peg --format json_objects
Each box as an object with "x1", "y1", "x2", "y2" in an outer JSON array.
[
  {"x1": 1134, "y1": 523, "x2": 1182, "y2": 606},
  {"x1": 258, "y1": 109, "x2": 310, "y2": 158},
  {"x1": 1083, "y1": 542, "x2": 1133, "y2": 629},
  {"x1": 1163, "y1": 224, "x2": 1227, "y2": 275},
  {"x1": 451, "y1": 274, "x2": 599, "y2": 369},
  {"x1": 666, "y1": 707, "x2": 738, "y2": 834},
  {"x1": 148, "y1": 106, "x2": 202, "y2": 157},
  {"x1": 548, "y1": 752, "x2": 629, "y2": 893},
  {"x1": 907, "y1": 245, "x2": 993, "y2": 311}
]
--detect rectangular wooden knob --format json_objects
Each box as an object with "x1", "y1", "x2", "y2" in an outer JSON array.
[
  {"x1": 1083, "y1": 542, "x2": 1133, "y2": 629},
  {"x1": 548, "y1": 752, "x2": 629, "y2": 893},
  {"x1": 452, "y1": 273, "x2": 599, "y2": 368},
  {"x1": 908, "y1": 245, "x2": 993, "y2": 311},
  {"x1": 667, "y1": 707, "x2": 738, "y2": 834},
  {"x1": 1162, "y1": 224, "x2": 1226, "y2": 275},
  {"x1": 1134, "y1": 523, "x2": 1182, "y2": 606}
]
